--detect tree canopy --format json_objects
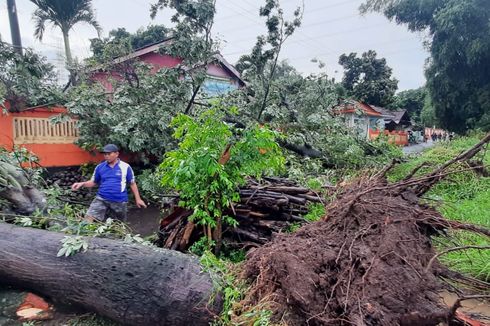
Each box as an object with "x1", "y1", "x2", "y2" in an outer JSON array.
[
  {"x1": 338, "y1": 50, "x2": 398, "y2": 107},
  {"x1": 0, "y1": 41, "x2": 62, "y2": 111},
  {"x1": 89, "y1": 25, "x2": 170, "y2": 62},
  {"x1": 390, "y1": 87, "x2": 427, "y2": 123},
  {"x1": 361, "y1": 0, "x2": 490, "y2": 132}
]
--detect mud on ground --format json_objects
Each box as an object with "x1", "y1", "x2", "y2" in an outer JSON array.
[{"x1": 243, "y1": 176, "x2": 488, "y2": 326}]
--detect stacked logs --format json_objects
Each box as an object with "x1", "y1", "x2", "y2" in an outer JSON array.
[{"x1": 157, "y1": 177, "x2": 323, "y2": 251}]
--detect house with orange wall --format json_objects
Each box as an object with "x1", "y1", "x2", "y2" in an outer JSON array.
[
  {"x1": 1, "y1": 40, "x2": 244, "y2": 167},
  {"x1": 0, "y1": 102, "x2": 104, "y2": 167},
  {"x1": 336, "y1": 100, "x2": 409, "y2": 146}
]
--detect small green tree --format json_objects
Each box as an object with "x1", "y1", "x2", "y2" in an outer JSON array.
[
  {"x1": 160, "y1": 106, "x2": 284, "y2": 253},
  {"x1": 235, "y1": 0, "x2": 302, "y2": 122}
]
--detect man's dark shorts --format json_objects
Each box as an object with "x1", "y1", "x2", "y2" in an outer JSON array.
[{"x1": 86, "y1": 196, "x2": 127, "y2": 221}]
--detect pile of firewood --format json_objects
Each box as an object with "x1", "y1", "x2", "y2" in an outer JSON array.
[{"x1": 157, "y1": 177, "x2": 323, "y2": 251}]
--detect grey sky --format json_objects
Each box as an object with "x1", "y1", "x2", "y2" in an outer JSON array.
[{"x1": 0, "y1": 0, "x2": 429, "y2": 90}]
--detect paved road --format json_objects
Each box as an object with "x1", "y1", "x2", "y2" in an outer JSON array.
[{"x1": 402, "y1": 142, "x2": 435, "y2": 155}]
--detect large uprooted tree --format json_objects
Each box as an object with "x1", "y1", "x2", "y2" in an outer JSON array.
[
  {"x1": 1, "y1": 131, "x2": 488, "y2": 325},
  {"x1": 241, "y1": 133, "x2": 490, "y2": 325}
]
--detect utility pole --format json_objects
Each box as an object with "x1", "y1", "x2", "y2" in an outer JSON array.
[{"x1": 7, "y1": 0, "x2": 23, "y2": 55}]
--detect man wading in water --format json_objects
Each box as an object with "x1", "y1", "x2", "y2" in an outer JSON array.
[{"x1": 71, "y1": 144, "x2": 147, "y2": 222}]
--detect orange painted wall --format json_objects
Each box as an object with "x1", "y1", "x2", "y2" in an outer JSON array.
[
  {"x1": 0, "y1": 105, "x2": 104, "y2": 167},
  {"x1": 369, "y1": 129, "x2": 408, "y2": 146}
]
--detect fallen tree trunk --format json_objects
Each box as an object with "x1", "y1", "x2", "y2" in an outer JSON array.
[{"x1": 0, "y1": 223, "x2": 221, "y2": 326}]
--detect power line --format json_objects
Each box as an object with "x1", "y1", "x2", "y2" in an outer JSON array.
[
  {"x1": 286, "y1": 36, "x2": 422, "y2": 61},
  {"x1": 217, "y1": 0, "x2": 329, "y2": 56},
  {"x1": 221, "y1": 21, "x2": 390, "y2": 57}
]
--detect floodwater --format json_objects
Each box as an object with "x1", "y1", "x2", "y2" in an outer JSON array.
[
  {"x1": 125, "y1": 205, "x2": 162, "y2": 237},
  {"x1": 440, "y1": 290, "x2": 490, "y2": 323}
]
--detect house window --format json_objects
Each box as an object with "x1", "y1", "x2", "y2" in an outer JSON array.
[{"x1": 201, "y1": 77, "x2": 238, "y2": 96}]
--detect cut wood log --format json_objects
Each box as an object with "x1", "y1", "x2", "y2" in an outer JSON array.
[
  {"x1": 0, "y1": 223, "x2": 221, "y2": 326},
  {"x1": 158, "y1": 177, "x2": 327, "y2": 251},
  {"x1": 179, "y1": 221, "x2": 196, "y2": 251}
]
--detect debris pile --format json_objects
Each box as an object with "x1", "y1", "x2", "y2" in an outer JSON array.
[{"x1": 157, "y1": 177, "x2": 322, "y2": 251}]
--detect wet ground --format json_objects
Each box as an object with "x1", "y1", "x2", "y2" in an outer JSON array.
[
  {"x1": 2, "y1": 287, "x2": 489, "y2": 325},
  {"x1": 440, "y1": 290, "x2": 490, "y2": 323},
  {"x1": 125, "y1": 205, "x2": 163, "y2": 237},
  {"x1": 402, "y1": 141, "x2": 436, "y2": 155}
]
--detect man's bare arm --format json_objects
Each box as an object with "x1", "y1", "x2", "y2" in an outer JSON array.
[
  {"x1": 130, "y1": 182, "x2": 147, "y2": 208},
  {"x1": 71, "y1": 180, "x2": 97, "y2": 191}
]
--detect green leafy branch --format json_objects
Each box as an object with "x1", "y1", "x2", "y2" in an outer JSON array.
[
  {"x1": 160, "y1": 106, "x2": 284, "y2": 253},
  {"x1": 57, "y1": 235, "x2": 88, "y2": 257}
]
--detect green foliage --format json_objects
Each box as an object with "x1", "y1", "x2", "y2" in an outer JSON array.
[
  {"x1": 89, "y1": 25, "x2": 170, "y2": 62},
  {"x1": 234, "y1": 56, "x2": 400, "y2": 171},
  {"x1": 303, "y1": 202, "x2": 326, "y2": 222},
  {"x1": 200, "y1": 251, "x2": 242, "y2": 325},
  {"x1": 150, "y1": 0, "x2": 217, "y2": 64},
  {"x1": 0, "y1": 147, "x2": 44, "y2": 195},
  {"x1": 389, "y1": 134, "x2": 490, "y2": 280},
  {"x1": 420, "y1": 92, "x2": 438, "y2": 127},
  {"x1": 0, "y1": 42, "x2": 62, "y2": 111},
  {"x1": 160, "y1": 107, "x2": 284, "y2": 231},
  {"x1": 67, "y1": 64, "x2": 193, "y2": 157},
  {"x1": 189, "y1": 236, "x2": 216, "y2": 256},
  {"x1": 57, "y1": 235, "x2": 88, "y2": 257},
  {"x1": 200, "y1": 251, "x2": 273, "y2": 326},
  {"x1": 286, "y1": 202, "x2": 325, "y2": 233},
  {"x1": 338, "y1": 50, "x2": 398, "y2": 107},
  {"x1": 136, "y1": 168, "x2": 169, "y2": 203},
  {"x1": 124, "y1": 233, "x2": 153, "y2": 246},
  {"x1": 236, "y1": 0, "x2": 302, "y2": 122},
  {"x1": 361, "y1": 0, "x2": 490, "y2": 133},
  {"x1": 190, "y1": 236, "x2": 246, "y2": 262},
  {"x1": 79, "y1": 162, "x2": 97, "y2": 178}
]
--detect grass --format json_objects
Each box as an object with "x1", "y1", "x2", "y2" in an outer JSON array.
[{"x1": 389, "y1": 134, "x2": 490, "y2": 281}]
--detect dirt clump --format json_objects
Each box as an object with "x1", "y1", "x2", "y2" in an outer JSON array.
[
  {"x1": 244, "y1": 177, "x2": 453, "y2": 325},
  {"x1": 243, "y1": 133, "x2": 490, "y2": 326}
]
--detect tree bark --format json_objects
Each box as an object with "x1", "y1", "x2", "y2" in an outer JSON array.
[
  {"x1": 0, "y1": 223, "x2": 221, "y2": 326},
  {"x1": 61, "y1": 28, "x2": 76, "y2": 85}
]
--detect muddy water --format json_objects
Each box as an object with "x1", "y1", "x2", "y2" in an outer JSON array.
[
  {"x1": 440, "y1": 290, "x2": 490, "y2": 322},
  {"x1": 125, "y1": 205, "x2": 163, "y2": 237}
]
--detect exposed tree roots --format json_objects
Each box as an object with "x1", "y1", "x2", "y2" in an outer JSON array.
[{"x1": 242, "y1": 133, "x2": 490, "y2": 325}]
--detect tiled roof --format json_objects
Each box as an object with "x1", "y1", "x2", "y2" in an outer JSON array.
[{"x1": 338, "y1": 101, "x2": 382, "y2": 117}]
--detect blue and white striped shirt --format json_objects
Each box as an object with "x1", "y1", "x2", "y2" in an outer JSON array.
[{"x1": 91, "y1": 160, "x2": 135, "y2": 202}]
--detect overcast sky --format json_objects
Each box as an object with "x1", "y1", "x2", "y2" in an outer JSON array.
[{"x1": 0, "y1": 0, "x2": 429, "y2": 91}]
